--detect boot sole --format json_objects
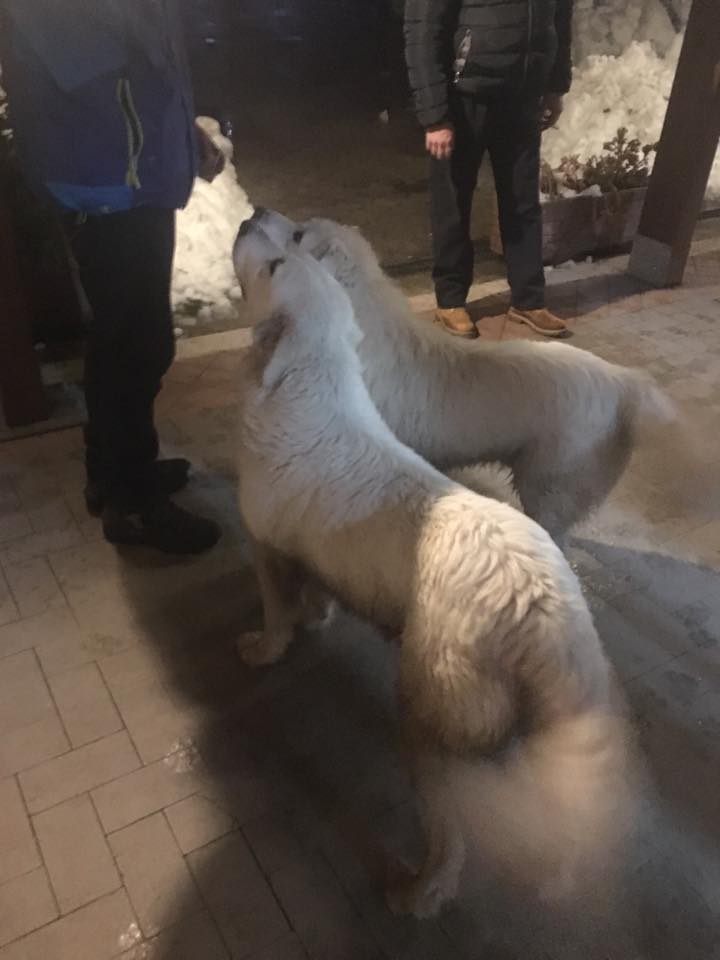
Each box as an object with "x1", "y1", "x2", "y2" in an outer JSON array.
[{"x1": 511, "y1": 314, "x2": 569, "y2": 338}]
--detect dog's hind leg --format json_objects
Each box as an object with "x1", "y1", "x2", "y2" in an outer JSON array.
[
  {"x1": 514, "y1": 424, "x2": 633, "y2": 542},
  {"x1": 386, "y1": 746, "x2": 466, "y2": 919},
  {"x1": 514, "y1": 474, "x2": 577, "y2": 545},
  {"x1": 240, "y1": 544, "x2": 303, "y2": 667}
]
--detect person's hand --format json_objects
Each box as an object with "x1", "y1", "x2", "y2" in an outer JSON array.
[
  {"x1": 196, "y1": 122, "x2": 225, "y2": 182},
  {"x1": 541, "y1": 93, "x2": 564, "y2": 131},
  {"x1": 425, "y1": 123, "x2": 455, "y2": 160}
]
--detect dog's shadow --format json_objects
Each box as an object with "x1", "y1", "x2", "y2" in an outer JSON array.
[
  {"x1": 113, "y1": 503, "x2": 720, "y2": 960},
  {"x1": 113, "y1": 496, "x2": 440, "y2": 957}
]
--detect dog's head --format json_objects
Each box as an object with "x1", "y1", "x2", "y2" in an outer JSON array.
[
  {"x1": 247, "y1": 210, "x2": 380, "y2": 293},
  {"x1": 294, "y1": 218, "x2": 381, "y2": 291},
  {"x1": 233, "y1": 210, "x2": 291, "y2": 320},
  {"x1": 245, "y1": 207, "x2": 297, "y2": 250},
  {"x1": 233, "y1": 214, "x2": 362, "y2": 382}
]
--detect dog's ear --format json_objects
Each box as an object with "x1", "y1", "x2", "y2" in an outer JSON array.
[
  {"x1": 251, "y1": 310, "x2": 292, "y2": 388},
  {"x1": 311, "y1": 241, "x2": 333, "y2": 262}
]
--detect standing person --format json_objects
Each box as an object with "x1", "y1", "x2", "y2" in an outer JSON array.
[
  {"x1": 404, "y1": 0, "x2": 573, "y2": 339},
  {"x1": 0, "y1": 0, "x2": 225, "y2": 553}
]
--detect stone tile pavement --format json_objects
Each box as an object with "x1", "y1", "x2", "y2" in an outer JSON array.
[{"x1": 0, "y1": 237, "x2": 719, "y2": 959}]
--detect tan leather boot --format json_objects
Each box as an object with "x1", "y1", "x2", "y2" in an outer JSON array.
[
  {"x1": 508, "y1": 307, "x2": 569, "y2": 338},
  {"x1": 435, "y1": 307, "x2": 478, "y2": 339}
]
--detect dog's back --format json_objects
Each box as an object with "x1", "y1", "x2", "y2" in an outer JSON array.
[{"x1": 285, "y1": 216, "x2": 674, "y2": 538}]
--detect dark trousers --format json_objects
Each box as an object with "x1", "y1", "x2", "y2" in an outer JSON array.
[
  {"x1": 431, "y1": 95, "x2": 545, "y2": 310},
  {"x1": 68, "y1": 207, "x2": 176, "y2": 508}
]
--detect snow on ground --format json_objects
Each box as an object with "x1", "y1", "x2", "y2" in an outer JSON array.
[
  {"x1": 172, "y1": 117, "x2": 253, "y2": 329},
  {"x1": 542, "y1": 37, "x2": 720, "y2": 201}
]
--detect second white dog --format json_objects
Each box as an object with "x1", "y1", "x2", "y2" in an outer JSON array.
[
  {"x1": 233, "y1": 221, "x2": 633, "y2": 918},
  {"x1": 253, "y1": 209, "x2": 674, "y2": 540}
]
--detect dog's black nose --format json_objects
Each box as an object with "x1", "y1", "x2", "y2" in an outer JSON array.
[{"x1": 238, "y1": 217, "x2": 254, "y2": 238}]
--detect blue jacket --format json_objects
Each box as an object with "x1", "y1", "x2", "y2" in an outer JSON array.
[{"x1": 0, "y1": 0, "x2": 198, "y2": 213}]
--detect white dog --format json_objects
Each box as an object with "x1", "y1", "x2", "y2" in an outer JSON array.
[
  {"x1": 233, "y1": 220, "x2": 633, "y2": 919},
  {"x1": 251, "y1": 209, "x2": 675, "y2": 540}
]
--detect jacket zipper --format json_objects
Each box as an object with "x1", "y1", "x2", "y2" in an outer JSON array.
[
  {"x1": 116, "y1": 78, "x2": 145, "y2": 189},
  {"x1": 453, "y1": 29, "x2": 472, "y2": 84}
]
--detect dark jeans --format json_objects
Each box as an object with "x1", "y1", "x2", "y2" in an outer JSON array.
[
  {"x1": 68, "y1": 207, "x2": 176, "y2": 509},
  {"x1": 430, "y1": 94, "x2": 545, "y2": 310}
]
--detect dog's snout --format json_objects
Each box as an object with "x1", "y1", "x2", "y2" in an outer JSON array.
[
  {"x1": 239, "y1": 207, "x2": 267, "y2": 239},
  {"x1": 238, "y1": 217, "x2": 254, "y2": 238}
]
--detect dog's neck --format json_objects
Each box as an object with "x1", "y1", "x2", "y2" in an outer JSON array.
[
  {"x1": 254, "y1": 303, "x2": 359, "y2": 382},
  {"x1": 255, "y1": 306, "x2": 396, "y2": 443}
]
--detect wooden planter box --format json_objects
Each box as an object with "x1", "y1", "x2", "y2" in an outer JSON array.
[{"x1": 490, "y1": 186, "x2": 647, "y2": 266}]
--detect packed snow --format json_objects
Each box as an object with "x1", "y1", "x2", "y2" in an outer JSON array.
[
  {"x1": 571, "y1": 0, "x2": 690, "y2": 61},
  {"x1": 172, "y1": 117, "x2": 253, "y2": 329},
  {"x1": 542, "y1": 37, "x2": 720, "y2": 201}
]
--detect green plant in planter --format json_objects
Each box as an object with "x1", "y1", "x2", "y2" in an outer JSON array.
[
  {"x1": 543, "y1": 127, "x2": 658, "y2": 197},
  {"x1": 541, "y1": 154, "x2": 590, "y2": 197},
  {"x1": 584, "y1": 128, "x2": 658, "y2": 192}
]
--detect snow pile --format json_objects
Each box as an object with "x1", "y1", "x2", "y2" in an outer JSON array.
[
  {"x1": 542, "y1": 38, "x2": 720, "y2": 200},
  {"x1": 172, "y1": 117, "x2": 253, "y2": 327},
  {"x1": 572, "y1": 0, "x2": 690, "y2": 61}
]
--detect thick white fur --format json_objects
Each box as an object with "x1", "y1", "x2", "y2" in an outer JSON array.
[
  {"x1": 233, "y1": 226, "x2": 633, "y2": 918},
  {"x1": 255, "y1": 210, "x2": 675, "y2": 540}
]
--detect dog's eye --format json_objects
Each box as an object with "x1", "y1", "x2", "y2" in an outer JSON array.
[
  {"x1": 292, "y1": 230, "x2": 304, "y2": 245},
  {"x1": 268, "y1": 257, "x2": 285, "y2": 277}
]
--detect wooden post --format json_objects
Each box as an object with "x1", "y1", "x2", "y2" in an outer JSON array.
[
  {"x1": 628, "y1": 0, "x2": 720, "y2": 287},
  {"x1": 0, "y1": 186, "x2": 48, "y2": 427}
]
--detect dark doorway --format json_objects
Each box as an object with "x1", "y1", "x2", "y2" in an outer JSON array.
[{"x1": 182, "y1": 0, "x2": 497, "y2": 272}]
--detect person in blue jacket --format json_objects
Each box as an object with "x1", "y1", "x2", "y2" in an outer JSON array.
[{"x1": 0, "y1": 0, "x2": 224, "y2": 554}]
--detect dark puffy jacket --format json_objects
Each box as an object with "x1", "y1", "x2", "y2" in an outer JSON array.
[
  {"x1": 0, "y1": 0, "x2": 198, "y2": 214},
  {"x1": 404, "y1": 0, "x2": 573, "y2": 128}
]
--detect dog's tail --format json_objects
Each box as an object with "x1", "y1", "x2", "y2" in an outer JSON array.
[
  {"x1": 451, "y1": 700, "x2": 637, "y2": 901},
  {"x1": 623, "y1": 368, "x2": 676, "y2": 437},
  {"x1": 623, "y1": 368, "x2": 718, "y2": 514},
  {"x1": 401, "y1": 614, "x2": 636, "y2": 900},
  {"x1": 511, "y1": 705, "x2": 635, "y2": 890}
]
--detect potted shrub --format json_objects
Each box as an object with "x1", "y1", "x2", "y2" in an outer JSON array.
[{"x1": 490, "y1": 128, "x2": 657, "y2": 265}]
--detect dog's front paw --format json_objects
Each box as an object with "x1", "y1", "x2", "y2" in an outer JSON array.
[{"x1": 237, "y1": 630, "x2": 288, "y2": 667}]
